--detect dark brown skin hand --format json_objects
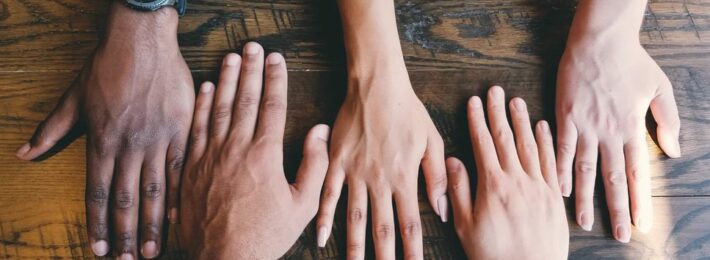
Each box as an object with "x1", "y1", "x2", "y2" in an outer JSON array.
[
  {"x1": 15, "y1": 3, "x2": 193, "y2": 259},
  {"x1": 179, "y1": 43, "x2": 331, "y2": 259}
]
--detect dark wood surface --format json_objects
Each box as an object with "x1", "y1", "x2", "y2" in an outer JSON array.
[{"x1": 1, "y1": 0, "x2": 709, "y2": 259}]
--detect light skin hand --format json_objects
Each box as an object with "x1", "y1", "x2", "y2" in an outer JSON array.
[
  {"x1": 15, "y1": 3, "x2": 193, "y2": 259},
  {"x1": 556, "y1": 0, "x2": 681, "y2": 242},
  {"x1": 179, "y1": 43, "x2": 331, "y2": 259},
  {"x1": 448, "y1": 86, "x2": 569, "y2": 260},
  {"x1": 315, "y1": 0, "x2": 448, "y2": 259}
]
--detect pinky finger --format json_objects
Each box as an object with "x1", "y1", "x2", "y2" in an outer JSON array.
[{"x1": 536, "y1": 121, "x2": 559, "y2": 194}]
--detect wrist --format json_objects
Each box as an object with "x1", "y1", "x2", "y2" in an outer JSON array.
[
  {"x1": 565, "y1": 0, "x2": 646, "y2": 48},
  {"x1": 103, "y1": 1, "x2": 179, "y2": 47}
]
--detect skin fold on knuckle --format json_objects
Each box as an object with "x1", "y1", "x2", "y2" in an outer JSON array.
[
  {"x1": 114, "y1": 189, "x2": 135, "y2": 209},
  {"x1": 605, "y1": 170, "x2": 627, "y2": 188},
  {"x1": 374, "y1": 224, "x2": 395, "y2": 241},
  {"x1": 87, "y1": 184, "x2": 109, "y2": 206},
  {"x1": 401, "y1": 221, "x2": 421, "y2": 238},
  {"x1": 575, "y1": 161, "x2": 596, "y2": 176}
]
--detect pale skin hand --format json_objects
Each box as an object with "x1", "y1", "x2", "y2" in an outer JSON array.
[
  {"x1": 556, "y1": 0, "x2": 681, "y2": 242},
  {"x1": 448, "y1": 86, "x2": 568, "y2": 260},
  {"x1": 15, "y1": 3, "x2": 193, "y2": 259},
  {"x1": 179, "y1": 43, "x2": 331, "y2": 259},
  {"x1": 315, "y1": 0, "x2": 448, "y2": 259}
]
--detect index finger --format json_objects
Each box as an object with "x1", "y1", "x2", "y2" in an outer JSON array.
[{"x1": 467, "y1": 96, "x2": 501, "y2": 174}]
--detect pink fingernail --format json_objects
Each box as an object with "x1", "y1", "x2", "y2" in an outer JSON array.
[
  {"x1": 615, "y1": 224, "x2": 631, "y2": 243},
  {"x1": 119, "y1": 253, "x2": 134, "y2": 260},
  {"x1": 437, "y1": 195, "x2": 449, "y2": 223},
  {"x1": 91, "y1": 240, "x2": 108, "y2": 256},
  {"x1": 169, "y1": 208, "x2": 178, "y2": 224},
  {"x1": 579, "y1": 212, "x2": 593, "y2": 231},
  {"x1": 15, "y1": 143, "x2": 30, "y2": 158},
  {"x1": 316, "y1": 226, "x2": 328, "y2": 248},
  {"x1": 141, "y1": 240, "x2": 158, "y2": 258}
]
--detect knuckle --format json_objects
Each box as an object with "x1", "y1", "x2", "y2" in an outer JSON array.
[
  {"x1": 401, "y1": 221, "x2": 421, "y2": 238},
  {"x1": 374, "y1": 224, "x2": 395, "y2": 240},
  {"x1": 261, "y1": 98, "x2": 286, "y2": 112},
  {"x1": 114, "y1": 189, "x2": 135, "y2": 209},
  {"x1": 627, "y1": 167, "x2": 642, "y2": 182},
  {"x1": 87, "y1": 185, "x2": 108, "y2": 206},
  {"x1": 236, "y1": 95, "x2": 259, "y2": 108},
  {"x1": 90, "y1": 221, "x2": 108, "y2": 238},
  {"x1": 493, "y1": 128, "x2": 512, "y2": 141},
  {"x1": 143, "y1": 223, "x2": 161, "y2": 238},
  {"x1": 557, "y1": 143, "x2": 575, "y2": 156},
  {"x1": 168, "y1": 152, "x2": 185, "y2": 173},
  {"x1": 322, "y1": 187, "x2": 340, "y2": 202},
  {"x1": 212, "y1": 105, "x2": 232, "y2": 121},
  {"x1": 348, "y1": 208, "x2": 365, "y2": 224},
  {"x1": 142, "y1": 182, "x2": 163, "y2": 199},
  {"x1": 117, "y1": 231, "x2": 136, "y2": 251},
  {"x1": 606, "y1": 170, "x2": 627, "y2": 187},
  {"x1": 450, "y1": 179, "x2": 468, "y2": 193},
  {"x1": 575, "y1": 161, "x2": 596, "y2": 176}
]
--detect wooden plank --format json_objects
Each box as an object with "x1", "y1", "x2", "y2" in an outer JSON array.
[
  {"x1": 1, "y1": 0, "x2": 709, "y2": 72},
  {"x1": 1, "y1": 68, "x2": 708, "y2": 258}
]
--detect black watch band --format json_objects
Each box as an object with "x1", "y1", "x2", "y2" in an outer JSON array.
[{"x1": 124, "y1": 0, "x2": 187, "y2": 16}]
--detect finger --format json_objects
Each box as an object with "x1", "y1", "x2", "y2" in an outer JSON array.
[
  {"x1": 509, "y1": 98, "x2": 541, "y2": 177},
  {"x1": 85, "y1": 142, "x2": 114, "y2": 257},
  {"x1": 535, "y1": 121, "x2": 559, "y2": 193},
  {"x1": 394, "y1": 187, "x2": 424, "y2": 260},
  {"x1": 254, "y1": 53, "x2": 287, "y2": 145},
  {"x1": 16, "y1": 86, "x2": 80, "y2": 160},
  {"x1": 292, "y1": 125, "x2": 331, "y2": 208},
  {"x1": 600, "y1": 142, "x2": 632, "y2": 243},
  {"x1": 446, "y1": 157, "x2": 473, "y2": 225},
  {"x1": 422, "y1": 131, "x2": 448, "y2": 223},
  {"x1": 625, "y1": 135, "x2": 653, "y2": 233},
  {"x1": 650, "y1": 80, "x2": 681, "y2": 158},
  {"x1": 166, "y1": 132, "x2": 188, "y2": 225},
  {"x1": 112, "y1": 153, "x2": 143, "y2": 259},
  {"x1": 210, "y1": 53, "x2": 241, "y2": 143},
  {"x1": 487, "y1": 86, "x2": 521, "y2": 172},
  {"x1": 574, "y1": 135, "x2": 598, "y2": 232},
  {"x1": 467, "y1": 96, "x2": 501, "y2": 174},
  {"x1": 556, "y1": 118, "x2": 578, "y2": 197},
  {"x1": 230, "y1": 42, "x2": 264, "y2": 142},
  {"x1": 369, "y1": 188, "x2": 395, "y2": 260},
  {"x1": 187, "y1": 82, "x2": 215, "y2": 165},
  {"x1": 140, "y1": 149, "x2": 167, "y2": 259},
  {"x1": 346, "y1": 183, "x2": 368, "y2": 260},
  {"x1": 316, "y1": 162, "x2": 345, "y2": 248}
]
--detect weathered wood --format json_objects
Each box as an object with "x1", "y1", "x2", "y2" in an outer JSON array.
[
  {"x1": 1, "y1": 0, "x2": 709, "y2": 72},
  {"x1": 1, "y1": 0, "x2": 709, "y2": 259}
]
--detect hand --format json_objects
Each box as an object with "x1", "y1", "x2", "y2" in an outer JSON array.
[
  {"x1": 447, "y1": 86, "x2": 568, "y2": 259},
  {"x1": 14, "y1": 3, "x2": 193, "y2": 258},
  {"x1": 178, "y1": 43, "x2": 331, "y2": 259},
  {"x1": 316, "y1": 67, "x2": 447, "y2": 259},
  {"x1": 556, "y1": 26, "x2": 680, "y2": 241}
]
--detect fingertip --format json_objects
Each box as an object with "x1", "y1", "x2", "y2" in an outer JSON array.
[
  {"x1": 15, "y1": 143, "x2": 31, "y2": 160},
  {"x1": 311, "y1": 124, "x2": 331, "y2": 142},
  {"x1": 266, "y1": 52, "x2": 284, "y2": 65},
  {"x1": 658, "y1": 128, "x2": 681, "y2": 158},
  {"x1": 223, "y1": 53, "x2": 241, "y2": 66},
  {"x1": 468, "y1": 96, "x2": 482, "y2": 109},
  {"x1": 536, "y1": 120, "x2": 550, "y2": 134},
  {"x1": 243, "y1": 41, "x2": 263, "y2": 56},
  {"x1": 200, "y1": 81, "x2": 214, "y2": 93},
  {"x1": 445, "y1": 157, "x2": 463, "y2": 175},
  {"x1": 168, "y1": 208, "x2": 178, "y2": 224},
  {"x1": 510, "y1": 97, "x2": 526, "y2": 112},
  {"x1": 488, "y1": 85, "x2": 504, "y2": 99},
  {"x1": 317, "y1": 226, "x2": 329, "y2": 248},
  {"x1": 91, "y1": 240, "x2": 109, "y2": 256}
]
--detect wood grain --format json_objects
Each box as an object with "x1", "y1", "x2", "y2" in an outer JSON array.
[{"x1": 1, "y1": 0, "x2": 709, "y2": 259}]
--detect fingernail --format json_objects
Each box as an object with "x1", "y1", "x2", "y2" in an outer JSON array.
[
  {"x1": 224, "y1": 53, "x2": 240, "y2": 66},
  {"x1": 200, "y1": 82, "x2": 213, "y2": 93},
  {"x1": 15, "y1": 143, "x2": 30, "y2": 158},
  {"x1": 579, "y1": 212, "x2": 592, "y2": 231},
  {"x1": 314, "y1": 124, "x2": 330, "y2": 142},
  {"x1": 91, "y1": 240, "x2": 108, "y2": 256},
  {"x1": 512, "y1": 98, "x2": 526, "y2": 112},
  {"x1": 317, "y1": 226, "x2": 328, "y2": 248},
  {"x1": 490, "y1": 86, "x2": 503, "y2": 98},
  {"x1": 142, "y1": 240, "x2": 158, "y2": 258},
  {"x1": 560, "y1": 182, "x2": 570, "y2": 197},
  {"x1": 615, "y1": 224, "x2": 631, "y2": 243},
  {"x1": 469, "y1": 96, "x2": 482, "y2": 108},
  {"x1": 446, "y1": 158, "x2": 461, "y2": 173},
  {"x1": 245, "y1": 42, "x2": 260, "y2": 55},
  {"x1": 437, "y1": 195, "x2": 449, "y2": 223},
  {"x1": 118, "y1": 253, "x2": 134, "y2": 260},
  {"x1": 538, "y1": 121, "x2": 549, "y2": 133},
  {"x1": 669, "y1": 139, "x2": 682, "y2": 158},
  {"x1": 169, "y1": 208, "x2": 178, "y2": 224},
  {"x1": 267, "y1": 53, "x2": 283, "y2": 65}
]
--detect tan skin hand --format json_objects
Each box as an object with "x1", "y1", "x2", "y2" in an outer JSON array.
[
  {"x1": 15, "y1": 3, "x2": 192, "y2": 259},
  {"x1": 555, "y1": 0, "x2": 681, "y2": 242},
  {"x1": 179, "y1": 43, "x2": 331, "y2": 259},
  {"x1": 448, "y1": 86, "x2": 568, "y2": 260},
  {"x1": 316, "y1": 70, "x2": 447, "y2": 260}
]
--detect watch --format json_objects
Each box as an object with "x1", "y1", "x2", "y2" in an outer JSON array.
[{"x1": 124, "y1": 0, "x2": 187, "y2": 16}]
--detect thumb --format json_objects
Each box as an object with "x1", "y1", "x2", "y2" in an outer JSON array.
[
  {"x1": 650, "y1": 79, "x2": 681, "y2": 158},
  {"x1": 16, "y1": 86, "x2": 80, "y2": 160},
  {"x1": 292, "y1": 124, "x2": 331, "y2": 210},
  {"x1": 422, "y1": 131, "x2": 448, "y2": 223}
]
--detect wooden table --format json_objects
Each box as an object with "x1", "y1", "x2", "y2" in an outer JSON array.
[{"x1": 1, "y1": 0, "x2": 709, "y2": 259}]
